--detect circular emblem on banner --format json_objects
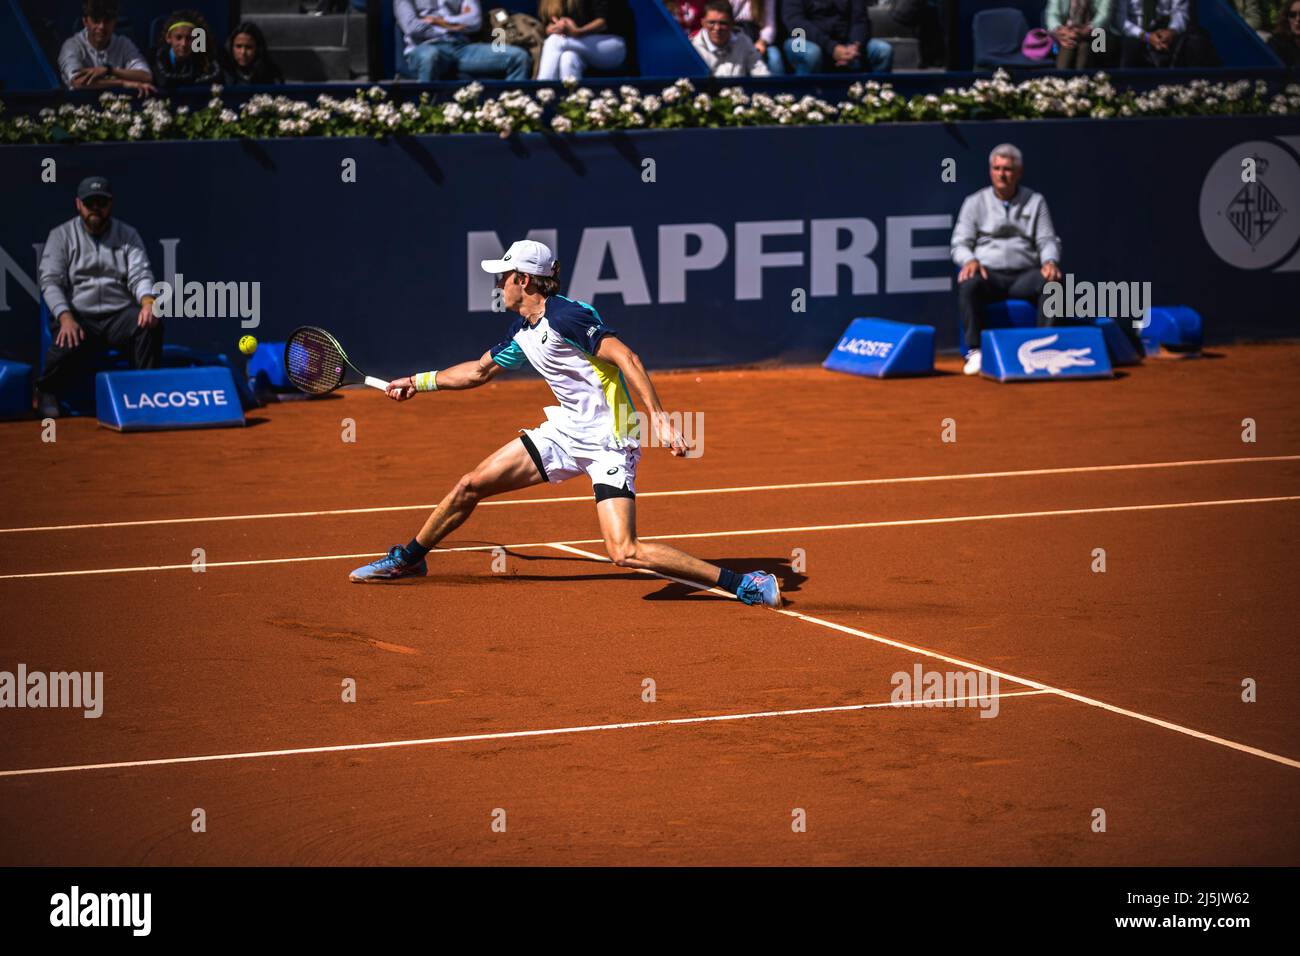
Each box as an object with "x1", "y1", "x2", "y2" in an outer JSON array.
[{"x1": 1200, "y1": 141, "x2": 1300, "y2": 270}]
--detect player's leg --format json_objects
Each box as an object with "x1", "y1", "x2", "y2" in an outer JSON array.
[
  {"x1": 349, "y1": 435, "x2": 545, "y2": 582},
  {"x1": 594, "y1": 496, "x2": 782, "y2": 608},
  {"x1": 411, "y1": 435, "x2": 546, "y2": 549}
]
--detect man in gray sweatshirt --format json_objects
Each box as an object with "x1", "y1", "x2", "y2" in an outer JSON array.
[
  {"x1": 950, "y1": 144, "x2": 1063, "y2": 376},
  {"x1": 37, "y1": 176, "x2": 161, "y2": 416}
]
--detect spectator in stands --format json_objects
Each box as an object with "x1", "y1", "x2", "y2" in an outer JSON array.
[
  {"x1": 536, "y1": 0, "x2": 633, "y2": 80},
  {"x1": 1270, "y1": 0, "x2": 1300, "y2": 67},
  {"x1": 1230, "y1": 0, "x2": 1266, "y2": 32},
  {"x1": 58, "y1": 0, "x2": 156, "y2": 94},
  {"x1": 223, "y1": 21, "x2": 284, "y2": 86},
  {"x1": 950, "y1": 144, "x2": 1062, "y2": 377},
  {"x1": 693, "y1": 1, "x2": 771, "y2": 73},
  {"x1": 396, "y1": 1, "x2": 531, "y2": 81},
  {"x1": 730, "y1": 1, "x2": 783, "y2": 71},
  {"x1": 1044, "y1": 0, "x2": 1114, "y2": 68},
  {"x1": 1117, "y1": 0, "x2": 1213, "y2": 66},
  {"x1": 152, "y1": 10, "x2": 223, "y2": 88},
  {"x1": 666, "y1": 0, "x2": 706, "y2": 35},
  {"x1": 36, "y1": 177, "x2": 161, "y2": 419},
  {"x1": 781, "y1": 0, "x2": 893, "y2": 74}
]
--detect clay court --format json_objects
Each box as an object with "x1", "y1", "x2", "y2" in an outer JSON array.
[{"x1": 1, "y1": 344, "x2": 1297, "y2": 866}]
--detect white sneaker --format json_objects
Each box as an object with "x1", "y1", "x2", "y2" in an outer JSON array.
[{"x1": 963, "y1": 348, "x2": 982, "y2": 376}]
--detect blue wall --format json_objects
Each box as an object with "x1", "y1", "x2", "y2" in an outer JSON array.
[{"x1": 2, "y1": 116, "x2": 1298, "y2": 377}]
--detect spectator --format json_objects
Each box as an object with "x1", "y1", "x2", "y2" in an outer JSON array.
[
  {"x1": 781, "y1": 0, "x2": 893, "y2": 74},
  {"x1": 36, "y1": 177, "x2": 161, "y2": 419},
  {"x1": 396, "y1": 1, "x2": 531, "y2": 82},
  {"x1": 1230, "y1": 0, "x2": 1266, "y2": 32},
  {"x1": 950, "y1": 145, "x2": 1062, "y2": 377},
  {"x1": 665, "y1": 0, "x2": 706, "y2": 34},
  {"x1": 729, "y1": 0, "x2": 785, "y2": 72},
  {"x1": 58, "y1": 0, "x2": 156, "y2": 94},
  {"x1": 693, "y1": 1, "x2": 771, "y2": 74},
  {"x1": 1270, "y1": 0, "x2": 1300, "y2": 67},
  {"x1": 536, "y1": 0, "x2": 633, "y2": 81},
  {"x1": 223, "y1": 21, "x2": 284, "y2": 85},
  {"x1": 1044, "y1": 0, "x2": 1115, "y2": 69},
  {"x1": 152, "y1": 10, "x2": 223, "y2": 88},
  {"x1": 1117, "y1": 0, "x2": 1213, "y2": 66}
]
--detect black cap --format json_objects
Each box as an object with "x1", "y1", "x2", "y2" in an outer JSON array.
[{"x1": 77, "y1": 176, "x2": 112, "y2": 201}]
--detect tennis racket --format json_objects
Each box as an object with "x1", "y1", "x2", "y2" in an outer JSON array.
[{"x1": 284, "y1": 326, "x2": 390, "y2": 395}]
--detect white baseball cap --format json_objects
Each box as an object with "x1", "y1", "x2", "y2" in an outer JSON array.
[{"x1": 480, "y1": 239, "x2": 558, "y2": 278}]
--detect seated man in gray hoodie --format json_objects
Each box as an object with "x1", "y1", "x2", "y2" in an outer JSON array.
[
  {"x1": 37, "y1": 176, "x2": 161, "y2": 417},
  {"x1": 950, "y1": 144, "x2": 1062, "y2": 376}
]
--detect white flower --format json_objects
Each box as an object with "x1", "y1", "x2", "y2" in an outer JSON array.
[
  {"x1": 220, "y1": 109, "x2": 237, "y2": 123},
  {"x1": 536, "y1": 88, "x2": 556, "y2": 104},
  {"x1": 454, "y1": 82, "x2": 484, "y2": 104},
  {"x1": 552, "y1": 115, "x2": 573, "y2": 132}
]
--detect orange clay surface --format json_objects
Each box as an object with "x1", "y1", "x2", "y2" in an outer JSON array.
[{"x1": 0, "y1": 345, "x2": 1297, "y2": 865}]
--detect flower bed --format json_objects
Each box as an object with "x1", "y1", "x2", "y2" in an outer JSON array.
[{"x1": 3, "y1": 71, "x2": 1297, "y2": 144}]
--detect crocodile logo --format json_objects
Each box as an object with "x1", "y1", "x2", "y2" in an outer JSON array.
[{"x1": 1017, "y1": 334, "x2": 1096, "y2": 375}]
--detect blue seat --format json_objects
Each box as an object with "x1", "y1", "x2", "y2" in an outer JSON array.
[
  {"x1": 972, "y1": 9, "x2": 1052, "y2": 69},
  {"x1": 958, "y1": 297, "x2": 1037, "y2": 353},
  {"x1": 0, "y1": 360, "x2": 34, "y2": 420}
]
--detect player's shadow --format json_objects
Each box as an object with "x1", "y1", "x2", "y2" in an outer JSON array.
[{"x1": 449, "y1": 548, "x2": 807, "y2": 604}]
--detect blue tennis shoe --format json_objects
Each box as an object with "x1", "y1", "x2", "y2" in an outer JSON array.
[
  {"x1": 349, "y1": 545, "x2": 428, "y2": 583},
  {"x1": 737, "y1": 571, "x2": 782, "y2": 608}
]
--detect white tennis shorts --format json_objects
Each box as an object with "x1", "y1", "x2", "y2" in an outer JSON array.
[{"x1": 520, "y1": 417, "x2": 640, "y2": 499}]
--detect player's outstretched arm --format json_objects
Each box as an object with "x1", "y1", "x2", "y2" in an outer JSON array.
[{"x1": 386, "y1": 351, "x2": 501, "y2": 400}]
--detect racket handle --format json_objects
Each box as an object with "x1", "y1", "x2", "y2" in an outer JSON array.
[{"x1": 364, "y1": 376, "x2": 391, "y2": 392}]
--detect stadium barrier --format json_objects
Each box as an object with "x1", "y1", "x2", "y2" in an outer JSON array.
[{"x1": 1, "y1": 116, "x2": 1296, "y2": 380}]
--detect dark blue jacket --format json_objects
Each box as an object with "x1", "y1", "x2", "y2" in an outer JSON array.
[{"x1": 781, "y1": 0, "x2": 870, "y2": 53}]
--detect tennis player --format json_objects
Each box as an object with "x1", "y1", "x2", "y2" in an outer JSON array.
[{"x1": 349, "y1": 239, "x2": 781, "y2": 608}]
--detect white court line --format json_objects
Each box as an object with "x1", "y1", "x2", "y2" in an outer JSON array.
[
  {"x1": 3, "y1": 494, "x2": 1297, "y2": 581},
  {"x1": 3, "y1": 454, "x2": 1296, "y2": 535},
  {"x1": 0, "y1": 690, "x2": 1050, "y2": 779},
  {"x1": 548, "y1": 543, "x2": 1300, "y2": 772}
]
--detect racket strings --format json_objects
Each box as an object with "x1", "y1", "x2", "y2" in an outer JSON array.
[{"x1": 286, "y1": 328, "x2": 346, "y2": 395}]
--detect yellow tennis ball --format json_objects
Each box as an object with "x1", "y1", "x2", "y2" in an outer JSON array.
[{"x1": 238, "y1": 335, "x2": 258, "y2": 356}]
